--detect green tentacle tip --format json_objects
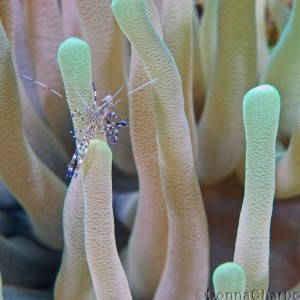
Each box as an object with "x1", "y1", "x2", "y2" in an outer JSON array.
[
  {"x1": 243, "y1": 84, "x2": 280, "y2": 134},
  {"x1": 57, "y1": 37, "x2": 93, "y2": 108},
  {"x1": 57, "y1": 37, "x2": 92, "y2": 86},
  {"x1": 58, "y1": 37, "x2": 90, "y2": 65},
  {"x1": 212, "y1": 262, "x2": 246, "y2": 293}
]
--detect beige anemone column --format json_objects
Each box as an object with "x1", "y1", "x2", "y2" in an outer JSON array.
[
  {"x1": 0, "y1": 22, "x2": 66, "y2": 250},
  {"x1": 112, "y1": 0, "x2": 209, "y2": 298},
  {"x1": 197, "y1": 0, "x2": 257, "y2": 185}
]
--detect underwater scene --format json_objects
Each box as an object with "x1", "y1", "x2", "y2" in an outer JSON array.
[{"x1": 0, "y1": 0, "x2": 299, "y2": 299}]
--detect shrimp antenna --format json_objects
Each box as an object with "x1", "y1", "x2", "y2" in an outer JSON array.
[
  {"x1": 96, "y1": 84, "x2": 125, "y2": 113},
  {"x1": 73, "y1": 86, "x2": 89, "y2": 109},
  {"x1": 127, "y1": 77, "x2": 158, "y2": 96},
  {"x1": 111, "y1": 98, "x2": 122, "y2": 108},
  {"x1": 96, "y1": 77, "x2": 158, "y2": 112},
  {"x1": 110, "y1": 84, "x2": 125, "y2": 102},
  {"x1": 21, "y1": 74, "x2": 64, "y2": 98}
]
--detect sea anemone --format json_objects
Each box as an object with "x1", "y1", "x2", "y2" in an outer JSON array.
[{"x1": 0, "y1": 0, "x2": 299, "y2": 299}]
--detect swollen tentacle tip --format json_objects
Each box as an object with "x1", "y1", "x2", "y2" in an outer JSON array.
[
  {"x1": 57, "y1": 37, "x2": 92, "y2": 87},
  {"x1": 243, "y1": 84, "x2": 280, "y2": 116},
  {"x1": 243, "y1": 84, "x2": 281, "y2": 130},
  {"x1": 58, "y1": 37, "x2": 89, "y2": 58},
  {"x1": 212, "y1": 262, "x2": 246, "y2": 293}
]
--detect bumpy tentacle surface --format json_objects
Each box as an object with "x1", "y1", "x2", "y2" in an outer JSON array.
[
  {"x1": 0, "y1": 22, "x2": 66, "y2": 250},
  {"x1": 112, "y1": 0, "x2": 209, "y2": 298},
  {"x1": 58, "y1": 37, "x2": 99, "y2": 142},
  {"x1": 0, "y1": 0, "x2": 14, "y2": 47},
  {"x1": 57, "y1": 36, "x2": 131, "y2": 299},
  {"x1": 1, "y1": 0, "x2": 69, "y2": 178},
  {"x1": 161, "y1": 0, "x2": 198, "y2": 161},
  {"x1": 75, "y1": 0, "x2": 136, "y2": 175},
  {"x1": 24, "y1": 0, "x2": 73, "y2": 154},
  {"x1": 54, "y1": 173, "x2": 95, "y2": 300},
  {"x1": 20, "y1": 85, "x2": 69, "y2": 178},
  {"x1": 234, "y1": 85, "x2": 280, "y2": 292},
  {"x1": 83, "y1": 140, "x2": 132, "y2": 300},
  {"x1": 121, "y1": 2, "x2": 167, "y2": 298},
  {"x1": 197, "y1": 0, "x2": 257, "y2": 185}
]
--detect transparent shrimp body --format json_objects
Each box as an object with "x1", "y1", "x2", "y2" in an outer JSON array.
[
  {"x1": 66, "y1": 85, "x2": 127, "y2": 178},
  {"x1": 21, "y1": 75, "x2": 157, "y2": 178}
]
